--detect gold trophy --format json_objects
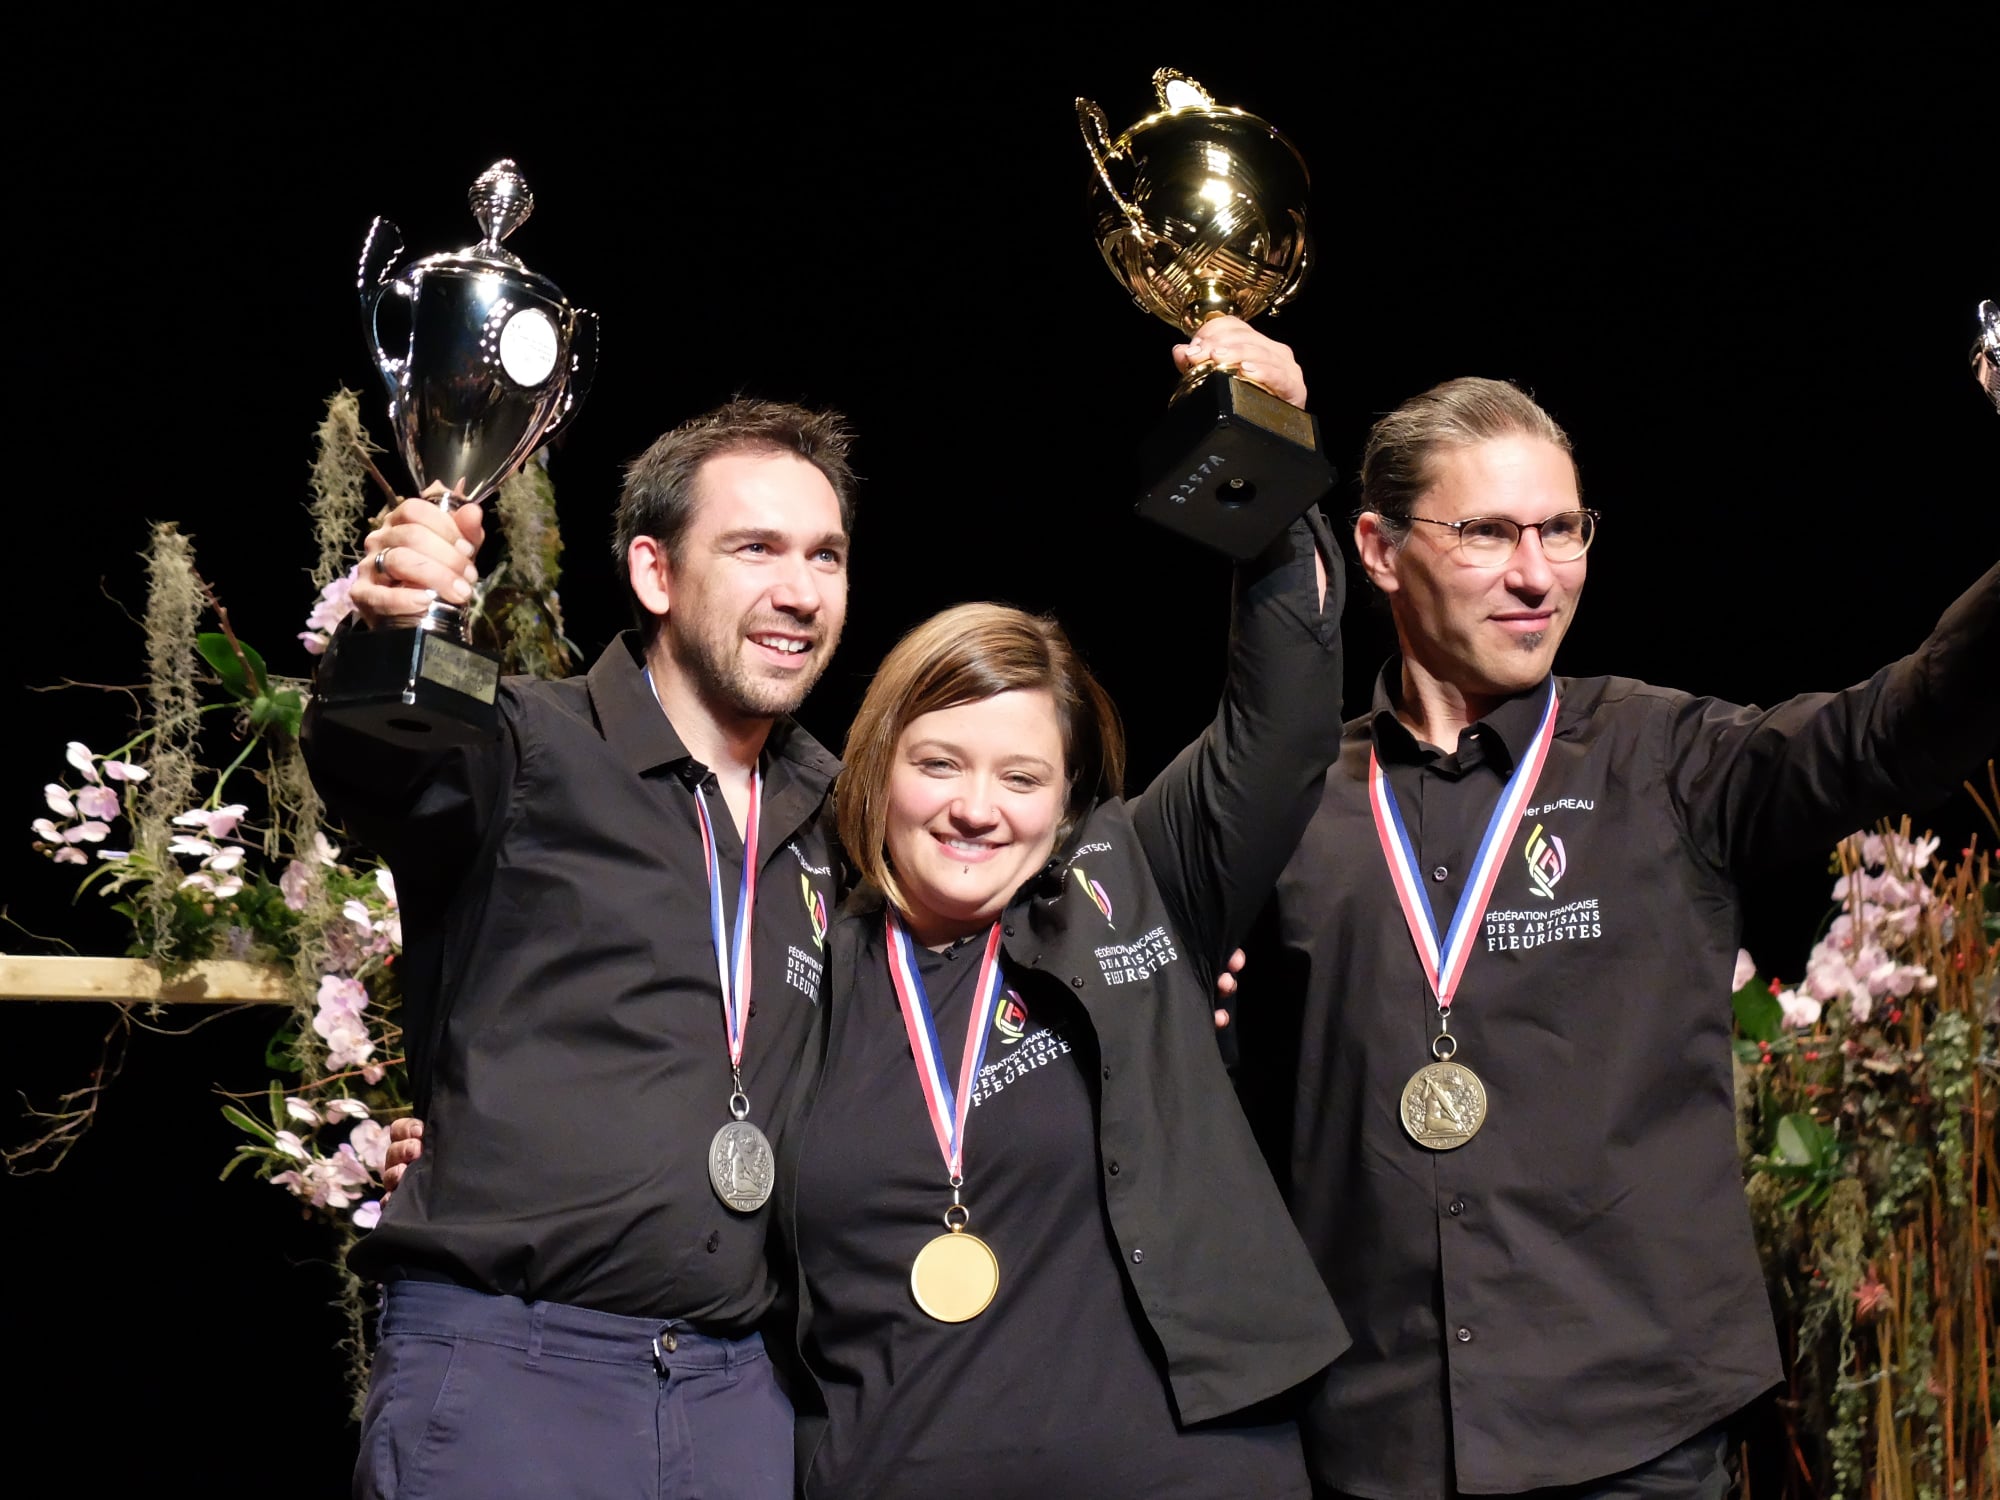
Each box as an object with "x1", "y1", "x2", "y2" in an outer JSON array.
[{"x1": 1079, "y1": 70, "x2": 1334, "y2": 559}]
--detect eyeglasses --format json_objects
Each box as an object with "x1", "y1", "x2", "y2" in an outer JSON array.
[{"x1": 1405, "y1": 508, "x2": 1600, "y2": 565}]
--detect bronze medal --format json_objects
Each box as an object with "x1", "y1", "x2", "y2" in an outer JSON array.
[
  {"x1": 1400, "y1": 1058, "x2": 1487, "y2": 1150},
  {"x1": 910, "y1": 1226, "x2": 1000, "y2": 1322},
  {"x1": 708, "y1": 1118, "x2": 775, "y2": 1212}
]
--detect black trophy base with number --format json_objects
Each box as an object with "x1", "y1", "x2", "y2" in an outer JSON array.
[
  {"x1": 315, "y1": 620, "x2": 500, "y2": 749},
  {"x1": 1135, "y1": 372, "x2": 1336, "y2": 560}
]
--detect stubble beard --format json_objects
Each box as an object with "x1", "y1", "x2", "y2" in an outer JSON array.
[{"x1": 669, "y1": 615, "x2": 833, "y2": 723}]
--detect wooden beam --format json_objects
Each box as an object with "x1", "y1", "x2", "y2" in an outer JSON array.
[{"x1": 0, "y1": 956, "x2": 294, "y2": 1005}]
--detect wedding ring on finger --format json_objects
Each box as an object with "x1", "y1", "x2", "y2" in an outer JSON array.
[{"x1": 373, "y1": 546, "x2": 394, "y2": 580}]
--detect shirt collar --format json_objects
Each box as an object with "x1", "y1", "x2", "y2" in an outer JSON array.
[
  {"x1": 1366, "y1": 658, "x2": 1556, "y2": 776},
  {"x1": 585, "y1": 631, "x2": 841, "y2": 796}
]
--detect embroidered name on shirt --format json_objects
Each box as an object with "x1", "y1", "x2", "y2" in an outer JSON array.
[
  {"x1": 786, "y1": 841, "x2": 833, "y2": 877},
  {"x1": 1484, "y1": 898, "x2": 1603, "y2": 950},
  {"x1": 1522, "y1": 798, "x2": 1595, "y2": 816},
  {"x1": 1093, "y1": 925, "x2": 1180, "y2": 985}
]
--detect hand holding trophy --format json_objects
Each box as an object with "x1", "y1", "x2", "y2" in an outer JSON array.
[
  {"x1": 1973, "y1": 299, "x2": 1998, "y2": 414},
  {"x1": 1078, "y1": 70, "x2": 1335, "y2": 559},
  {"x1": 316, "y1": 160, "x2": 599, "y2": 746}
]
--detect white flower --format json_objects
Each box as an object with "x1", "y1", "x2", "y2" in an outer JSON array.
[
  {"x1": 207, "y1": 845, "x2": 245, "y2": 875},
  {"x1": 284, "y1": 1098, "x2": 322, "y2": 1126},
  {"x1": 1775, "y1": 985, "x2": 1823, "y2": 1030},
  {"x1": 1731, "y1": 950, "x2": 1757, "y2": 992},
  {"x1": 65, "y1": 821, "x2": 110, "y2": 844},
  {"x1": 279, "y1": 860, "x2": 315, "y2": 911},
  {"x1": 101, "y1": 759, "x2": 147, "y2": 783},
  {"x1": 206, "y1": 804, "x2": 248, "y2": 840},
  {"x1": 65, "y1": 742, "x2": 100, "y2": 782},
  {"x1": 273, "y1": 1131, "x2": 309, "y2": 1161},
  {"x1": 373, "y1": 868, "x2": 399, "y2": 908},
  {"x1": 43, "y1": 784, "x2": 76, "y2": 819},
  {"x1": 168, "y1": 834, "x2": 216, "y2": 858},
  {"x1": 96, "y1": 849, "x2": 129, "y2": 862},
  {"x1": 314, "y1": 831, "x2": 341, "y2": 866},
  {"x1": 53, "y1": 847, "x2": 86, "y2": 865},
  {"x1": 323, "y1": 1098, "x2": 370, "y2": 1121},
  {"x1": 349, "y1": 1119, "x2": 390, "y2": 1174},
  {"x1": 343, "y1": 898, "x2": 375, "y2": 934},
  {"x1": 352, "y1": 1200, "x2": 382, "y2": 1230},
  {"x1": 32, "y1": 817, "x2": 63, "y2": 841},
  {"x1": 315, "y1": 974, "x2": 369, "y2": 1020},
  {"x1": 75, "y1": 785, "x2": 120, "y2": 822}
]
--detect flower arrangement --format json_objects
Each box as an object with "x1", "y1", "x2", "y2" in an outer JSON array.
[
  {"x1": 12, "y1": 389, "x2": 575, "y2": 1407},
  {"x1": 1732, "y1": 798, "x2": 1997, "y2": 1499}
]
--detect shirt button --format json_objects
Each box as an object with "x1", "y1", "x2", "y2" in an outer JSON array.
[
  {"x1": 1004, "y1": 924, "x2": 1016, "y2": 936},
  {"x1": 1102, "y1": 1066, "x2": 1112, "y2": 1080},
  {"x1": 1456, "y1": 1326, "x2": 1473, "y2": 1343},
  {"x1": 1071, "y1": 977, "x2": 1085, "y2": 989},
  {"x1": 1107, "y1": 1160, "x2": 1121, "y2": 1176},
  {"x1": 1448, "y1": 1199, "x2": 1465, "y2": 1216},
  {"x1": 1432, "y1": 866, "x2": 1449, "y2": 882},
  {"x1": 1131, "y1": 1249, "x2": 1145, "y2": 1264}
]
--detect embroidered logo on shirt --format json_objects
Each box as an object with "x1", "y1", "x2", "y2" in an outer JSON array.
[
  {"x1": 1072, "y1": 866, "x2": 1115, "y2": 926},
  {"x1": 801, "y1": 873, "x2": 828, "y2": 948},
  {"x1": 994, "y1": 989, "x2": 1030, "y2": 1044},
  {"x1": 1524, "y1": 822, "x2": 1568, "y2": 900}
]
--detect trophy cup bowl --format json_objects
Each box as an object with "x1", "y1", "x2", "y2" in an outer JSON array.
[
  {"x1": 317, "y1": 159, "x2": 599, "y2": 748},
  {"x1": 1079, "y1": 70, "x2": 1334, "y2": 559}
]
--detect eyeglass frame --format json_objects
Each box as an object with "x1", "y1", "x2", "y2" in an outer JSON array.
[{"x1": 1395, "y1": 507, "x2": 1601, "y2": 564}]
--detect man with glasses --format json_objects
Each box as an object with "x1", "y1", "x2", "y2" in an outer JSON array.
[{"x1": 1240, "y1": 374, "x2": 1997, "y2": 1498}]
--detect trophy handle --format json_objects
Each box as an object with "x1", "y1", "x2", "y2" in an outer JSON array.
[
  {"x1": 1076, "y1": 99, "x2": 1144, "y2": 230},
  {"x1": 541, "y1": 307, "x2": 599, "y2": 445},
  {"x1": 358, "y1": 216, "x2": 409, "y2": 381},
  {"x1": 1265, "y1": 210, "x2": 1314, "y2": 317}
]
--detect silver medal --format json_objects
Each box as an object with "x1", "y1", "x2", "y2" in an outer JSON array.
[{"x1": 708, "y1": 1118, "x2": 775, "y2": 1212}]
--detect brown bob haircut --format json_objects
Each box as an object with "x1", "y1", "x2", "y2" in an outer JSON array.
[{"x1": 835, "y1": 603, "x2": 1126, "y2": 917}]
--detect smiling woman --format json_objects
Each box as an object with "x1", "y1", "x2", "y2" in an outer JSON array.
[{"x1": 779, "y1": 513, "x2": 1351, "y2": 1500}]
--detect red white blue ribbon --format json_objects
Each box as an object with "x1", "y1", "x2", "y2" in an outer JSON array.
[
  {"x1": 885, "y1": 913, "x2": 1007, "y2": 1183},
  {"x1": 693, "y1": 768, "x2": 762, "y2": 1072},
  {"x1": 1368, "y1": 681, "x2": 1559, "y2": 1014}
]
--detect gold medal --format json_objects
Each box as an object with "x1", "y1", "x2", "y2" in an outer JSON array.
[
  {"x1": 911, "y1": 1222, "x2": 1000, "y2": 1323},
  {"x1": 1400, "y1": 1056, "x2": 1487, "y2": 1150}
]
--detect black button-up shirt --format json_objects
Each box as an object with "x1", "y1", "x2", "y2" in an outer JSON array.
[
  {"x1": 1246, "y1": 564, "x2": 1997, "y2": 1496},
  {"x1": 303, "y1": 632, "x2": 840, "y2": 1329}
]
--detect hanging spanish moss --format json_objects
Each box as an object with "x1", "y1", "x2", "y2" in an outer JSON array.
[
  {"x1": 469, "y1": 451, "x2": 578, "y2": 681},
  {"x1": 135, "y1": 524, "x2": 205, "y2": 967},
  {"x1": 308, "y1": 389, "x2": 384, "y2": 590}
]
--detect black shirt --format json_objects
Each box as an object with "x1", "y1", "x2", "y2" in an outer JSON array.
[
  {"x1": 796, "y1": 926, "x2": 1307, "y2": 1500},
  {"x1": 1244, "y1": 564, "x2": 1998, "y2": 1496},
  {"x1": 778, "y1": 514, "x2": 1350, "y2": 1485},
  {"x1": 302, "y1": 631, "x2": 840, "y2": 1329}
]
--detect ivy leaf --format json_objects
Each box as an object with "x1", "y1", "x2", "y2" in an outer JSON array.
[
  {"x1": 221, "y1": 1104, "x2": 276, "y2": 1144},
  {"x1": 1731, "y1": 976, "x2": 1783, "y2": 1043},
  {"x1": 1773, "y1": 1112, "x2": 1828, "y2": 1170},
  {"x1": 196, "y1": 634, "x2": 270, "y2": 701}
]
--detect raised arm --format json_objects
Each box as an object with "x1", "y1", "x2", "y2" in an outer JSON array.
[{"x1": 1130, "y1": 321, "x2": 1344, "y2": 984}]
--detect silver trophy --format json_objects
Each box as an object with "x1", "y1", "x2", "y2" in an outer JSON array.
[{"x1": 318, "y1": 159, "x2": 599, "y2": 746}]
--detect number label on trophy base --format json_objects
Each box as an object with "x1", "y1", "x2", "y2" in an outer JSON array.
[
  {"x1": 315, "y1": 624, "x2": 500, "y2": 749},
  {"x1": 1134, "y1": 372, "x2": 1336, "y2": 561}
]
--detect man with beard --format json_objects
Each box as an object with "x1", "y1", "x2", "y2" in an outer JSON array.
[
  {"x1": 303, "y1": 399, "x2": 855, "y2": 1500},
  {"x1": 1245, "y1": 365, "x2": 1997, "y2": 1499}
]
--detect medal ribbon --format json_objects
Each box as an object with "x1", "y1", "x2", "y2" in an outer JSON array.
[
  {"x1": 885, "y1": 913, "x2": 1007, "y2": 1182},
  {"x1": 692, "y1": 768, "x2": 762, "y2": 1074},
  {"x1": 1368, "y1": 680, "x2": 1559, "y2": 1014}
]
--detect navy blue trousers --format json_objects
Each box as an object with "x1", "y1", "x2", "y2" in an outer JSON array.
[{"x1": 354, "y1": 1281, "x2": 792, "y2": 1500}]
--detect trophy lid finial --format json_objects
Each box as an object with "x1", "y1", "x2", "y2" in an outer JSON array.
[
  {"x1": 1152, "y1": 68, "x2": 1215, "y2": 111},
  {"x1": 470, "y1": 159, "x2": 535, "y2": 250}
]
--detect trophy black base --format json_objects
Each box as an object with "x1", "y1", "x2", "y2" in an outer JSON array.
[
  {"x1": 315, "y1": 623, "x2": 501, "y2": 749},
  {"x1": 1135, "y1": 373, "x2": 1337, "y2": 561}
]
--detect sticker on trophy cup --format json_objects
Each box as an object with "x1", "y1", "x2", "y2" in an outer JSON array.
[
  {"x1": 1077, "y1": 69, "x2": 1336, "y2": 560},
  {"x1": 499, "y1": 307, "x2": 560, "y2": 387},
  {"x1": 324, "y1": 159, "x2": 600, "y2": 749}
]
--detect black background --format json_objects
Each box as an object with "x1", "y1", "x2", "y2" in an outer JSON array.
[{"x1": 5, "y1": 13, "x2": 1994, "y2": 1494}]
